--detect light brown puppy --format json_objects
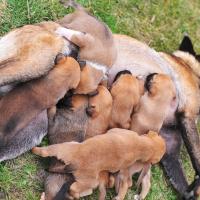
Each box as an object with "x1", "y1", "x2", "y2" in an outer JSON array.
[
  {"x1": 131, "y1": 73, "x2": 176, "y2": 135},
  {"x1": 109, "y1": 70, "x2": 143, "y2": 129},
  {"x1": 114, "y1": 162, "x2": 151, "y2": 200},
  {"x1": 58, "y1": 0, "x2": 117, "y2": 68},
  {"x1": 86, "y1": 85, "x2": 113, "y2": 138},
  {"x1": 0, "y1": 55, "x2": 80, "y2": 145},
  {"x1": 32, "y1": 129, "x2": 166, "y2": 200},
  {"x1": 115, "y1": 73, "x2": 175, "y2": 200},
  {"x1": 44, "y1": 86, "x2": 112, "y2": 200}
]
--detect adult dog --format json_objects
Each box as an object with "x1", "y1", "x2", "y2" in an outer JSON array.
[{"x1": 108, "y1": 35, "x2": 200, "y2": 199}]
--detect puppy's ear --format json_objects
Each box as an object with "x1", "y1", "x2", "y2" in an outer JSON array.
[
  {"x1": 147, "y1": 131, "x2": 158, "y2": 138},
  {"x1": 179, "y1": 35, "x2": 196, "y2": 56},
  {"x1": 86, "y1": 105, "x2": 99, "y2": 118},
  {"x1": 78, "y1": 60, "x2": 86, "y2": 69},
  {"x1": 55, "y1": 53, "x2": 66, "y2": 65}
]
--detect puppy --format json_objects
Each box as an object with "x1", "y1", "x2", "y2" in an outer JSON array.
[
  {"x1": 32, "y1": 129, "x2": 166, "y2": 200},
  {"x1": 0, "y1": 55, "x2": 80, "y2": 161},
  {"x1": 0, "y1": 0, "x2": 116, "y2": 96},
  {"x1": 114, "y1": 161, "x2": 151, "y2": 200},
  {"x1": 45, "y1": 86, "x2": 112, "y2": 200},
  {"x1": 58, "y1": 0, "x2": 117, "y2": 67},
  {"x1": 86, "y1": 85, "x2": 113, "y2": 138},
  {"x1": 45, "y1": 94, "x2": 89, "y2": 200},
  {"x1": 56, "y1": 0, "x2": 117, "y2": 94},
  {"x1": 131, "y1": 73, "x2": 177, "y2": 135},
  {"x1": 116, "y1": 73, "x2": 175, "y2": 199},
  {"x1": 109, "y1": 70, "x2": 143, "y2": 129}
]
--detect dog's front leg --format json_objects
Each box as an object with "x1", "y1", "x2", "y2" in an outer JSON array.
[{"x1": 160, "y1": 127, "x2": 188, "y2": 197}]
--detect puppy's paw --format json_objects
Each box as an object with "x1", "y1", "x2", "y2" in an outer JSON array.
[
  {"x1": 134, "y1": 194, "x2": 141, "y2": 200},
  {"x1": 40, "y1": 192, "x2": 45, "y2": 200},
  {"x1": 112, "y1": 196, "x2": 120, "y2": 200}
]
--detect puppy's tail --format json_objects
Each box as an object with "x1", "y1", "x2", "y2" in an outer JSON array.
[
  {"x1": 32, "y1": 142, "x2": 78, "y2": 164},
  {"x1": 59, "y1": 0, "x2": 85, "y2": 11}
]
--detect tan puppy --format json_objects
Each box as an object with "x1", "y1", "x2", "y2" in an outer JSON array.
[
  {"x1": 131, "y1": 73, "x2": 176, "y2": 135},
  {"x1": 32, "y1": 129, "x2": 166, "y2": 200},
  {"x1": 58, "y1": 0, "x2": 117, "y2": 68},
  {"x1": 44, "y1": 87, "x2": 112, "y2": 200},
  {"x1": 114, "y1": 162, "x2": 151, "y2": 200},
  {"x1": 86, "y1": 85, "x2": 113, "y2": 138},
  {"x1": 109, "y1": 70, "x2": 143, "y2": 129},
  {"x1": 0, "y1": 55, "x2": 80, "y2": 147}
]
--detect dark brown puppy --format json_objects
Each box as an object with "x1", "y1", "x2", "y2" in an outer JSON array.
[{"x1": 0, "y1": 56, "x2": 80, "y2": 153}]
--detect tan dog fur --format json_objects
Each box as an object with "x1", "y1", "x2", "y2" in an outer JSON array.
[
  {"x1": 58, "y1": 0, "x2": 117, "y2": 68},
  {"x1": 32, "y1": 129, "x2": 166, "y2": 200},
  {"x1": 44, "y1": 86, "x2": 112, "y2": 200},
  {"x1": 109, "y1": 72, "x2": 143, "y2": 129},
  {"x1": 0, "y1": 56, "x2": 80, "y2": 142},
  {"x1": 0, "y1": 1, "x2": 116, "y2": 95},
  {"x1": 86, "y1": 85, "x2": 113, "y2": 138},
  {"x1": 131, "y1": 73, "x2": 176, "y2": 135}
]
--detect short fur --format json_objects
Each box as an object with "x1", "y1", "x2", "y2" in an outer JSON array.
[
  {"x1": 45, "y1": 94, "x2": 89, "y2": 200},
  {"x1": 0, "y1": 56, "x2": 80, "y2": 161},
  {"x1": 109, "y1": 72, "x2": 143, "y2": 129},
  {"x1": 109, "y1": 34, "x2": 200, "y2": 198},
  {"x1": 45, "y1": 86, "x2": 112, "y2": 199},
  {"x1": 32, "y1": 129, "x2": 166, "y2": 200},
  {"x1": 131, "y1": 73, "x2": 176, "y2": 135},
  {"x1": 86, "y1": 85, "x2": 113, "y2": 138}
]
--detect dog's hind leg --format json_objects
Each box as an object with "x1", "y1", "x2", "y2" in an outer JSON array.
[
  {"x1": 138, "y1": 168, "x2": 151, "y2": 200},
  {"x1": 160, "y1": 126, "x2": 188, "y2": 197}
]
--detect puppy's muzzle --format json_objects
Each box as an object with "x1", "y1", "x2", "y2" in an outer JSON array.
[{"x1": 144, "y1": 73, "x2": 158, "y2": 91}]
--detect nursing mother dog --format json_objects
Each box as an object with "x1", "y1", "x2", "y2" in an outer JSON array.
[{"x1": 108, "y1": 35, "x2": 200, "y2": 199}]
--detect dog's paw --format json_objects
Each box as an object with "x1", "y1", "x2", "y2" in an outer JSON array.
[
  {"x1": 40, "y1": 192, "x2": 45, "y2": 200},
  {"x1": 134, "y1": 194, "x2": 141, "y2": 200},
  {"x1": 112, "y1": 196, "x2": 120, "y2": 200}
]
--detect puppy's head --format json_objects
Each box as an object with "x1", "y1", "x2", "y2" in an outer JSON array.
[
  {"x1": 145, "y1": 73, "x2": 176, "y2": 100},
  {"x1": 54, "y1": 54, "x2": 81, "y2": 89},
  {"x1": 86, "y1": 85, "x2": 112, "y2": 118},
  {"x1": 58, "y1": 6, "x2": 117, "y2": 67},
  {"x1": 74, "y1": 62, "x2": 104, "y2": 95},
  {"x1": 146, "y1": 131, "x2": 166, "y2": 164}
]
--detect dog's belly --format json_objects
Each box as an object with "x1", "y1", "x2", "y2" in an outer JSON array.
[
  {"x1": 0, "y1": 110, "x2": 48, "y2": 162},
  {"x1": 109, "y1": 34, "x2": 169, "y2": 86}
]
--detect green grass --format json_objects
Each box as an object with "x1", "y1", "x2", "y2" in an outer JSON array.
[{"x1": 0, "y1": 0, "x2": 199, "y2": 199}]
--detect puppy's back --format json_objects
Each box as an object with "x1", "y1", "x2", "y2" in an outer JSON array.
[{"x1": 110, "y1": 73, "x2": 142, "y2": 129}]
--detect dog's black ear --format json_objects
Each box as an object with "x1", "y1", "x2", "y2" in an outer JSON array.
[
  {"x1": 179, "y1": 35, "x2": 196, "y2": 56},
  {"x1": 55, "y1": 53, "x2": 65, "y2": 65},
  {"x1": 78, "y1": 60, "x2": 86, "y2": 69}
]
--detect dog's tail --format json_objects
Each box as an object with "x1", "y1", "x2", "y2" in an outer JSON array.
[
  {"x1": 59, "y1": 0, "x2": 85, "y2": 11},
  {"x1": 32, "y1": 142, "x2": 78, "y2": 164}
]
